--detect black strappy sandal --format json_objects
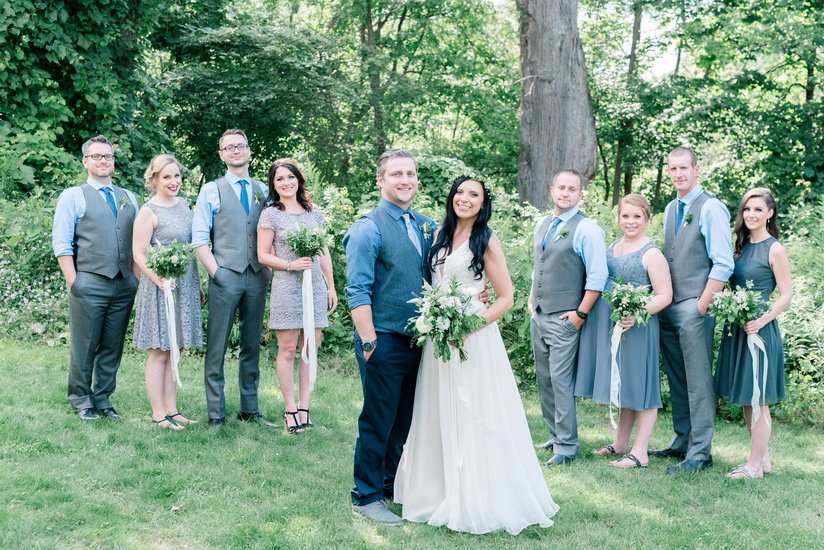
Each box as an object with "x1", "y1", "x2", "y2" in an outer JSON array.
[
  {"x1": 283, "y1": 410, "x2": 304, "y2": 433},
  {"x1": 298, "y1": 408, "x2": 314, "y2": 429},
  {"x1": 152, "y1": 415, "x2": 183, "y2": 430},
  {"x1": 168, "y1": 412, "x2": 198, "y2": 424}
]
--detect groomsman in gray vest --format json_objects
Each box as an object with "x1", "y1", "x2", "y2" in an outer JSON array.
[
  {"x1": 192, "y1": 129, "x2": 274, "y2": 427},
  {"x1": 52, "y1": 135, "x2": 140, "y2": 420},
  {"x1": 650, "y1": 146, "x2": 734, "y2": 473},
  {"x1": 529, "y1": 170, "x2": 608, "y2": 467},
  {"x1": 343, "y1": 149, "x2": 436, "y2": 524}
]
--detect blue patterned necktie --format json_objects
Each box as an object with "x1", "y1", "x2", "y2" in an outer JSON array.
[
  {"x1": 675, "y1": 200, "x2": 685, "y2": 235},
  {"x1": 402, "y1": 212, "x2": 422, "y2": 256},
  {"x1": 239, "y1": 179, "x2": 250, "y2": 215},
  {"x1": 541, "y1": 216, "x2": 561, "y2": 250},
  {"x1": 102, "y1": 187, "x2": 117, "y2": 217}
]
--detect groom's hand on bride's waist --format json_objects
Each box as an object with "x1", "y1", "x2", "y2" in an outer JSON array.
[{"x1": 478, "y1": 285, "x2": 490, "y2": 306}]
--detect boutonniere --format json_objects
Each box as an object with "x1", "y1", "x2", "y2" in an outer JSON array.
[
  {"x1": 683, "y1": 213, "x2": 694, "y2": 226},
  {"x1": 552, "y1": 229, "x2": 569, "y2": 243},
  {"x1": 119, "y1": 196, "x2": 129, "y2": 210},
  {"x1": 254, "y1": 190, "x2": 264, "y2": 206},
  {"x1": 418, "y1": 221, "x2": 433, "y2": 241}
]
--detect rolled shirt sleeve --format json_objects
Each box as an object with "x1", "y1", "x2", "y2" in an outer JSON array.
[
  {"x1": 343, "y1": 217, "x2": 381, "y2": 309},
  {"x1": 699, "y1": 198, "x2": 734, "y2": 283},
  {"x1": 573, "y1": 218, "x2": 608, "y2": 293},
  {"x1": 191, "y1": 181, "x2": 220, "y2": 248},
  {"x1": 52, "y1": 187, "x2": 84, "y2": 257}
]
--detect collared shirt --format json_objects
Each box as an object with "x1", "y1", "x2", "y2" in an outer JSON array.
[
  {"x1": 52, "y1": 178, "x2": 139, "y2": 257},
  {"x1": 532, "y1": 205, "x2": 609, "y2": 292},
  {"x1": 191, "y1": 171, "x2": 269, "y2": 247},
  {"x1": 663, "y1": 185, "x2": 734, "y2": 282},
  {"x1": 343, "y1": 198, "x2": 427, "y2": 310}
]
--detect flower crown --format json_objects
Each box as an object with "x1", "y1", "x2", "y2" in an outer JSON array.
[{"x1": 454, "y1": 171, "x2": 494, "y2": 198}]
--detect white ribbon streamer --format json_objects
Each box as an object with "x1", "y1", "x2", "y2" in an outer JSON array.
[
  {"x1": 163, "y1": 279, "x2": 182, "y2": 388},
  {"x1": 746, "y1": 333, "x2": 769, "y2": 426},
  {"x1": 608, "y1": 323, "x2": 625, "y2": 429},
  {"x1": 300, "y1": 269, "x2": 317, "y2": 390}
]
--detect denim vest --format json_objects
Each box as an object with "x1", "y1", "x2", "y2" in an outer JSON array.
[{"x1": 365, "y1": 206, "x2": 433, "y2": 336}]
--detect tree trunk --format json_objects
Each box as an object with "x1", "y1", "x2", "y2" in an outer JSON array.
[
  {"x1": 608, "y1": 3, "x2": 642, "y2": 206},
  {"x1": 652, "y1": 156, "x2": 664, "y2": 212},
  {"x1": 363, "y1": 1, "x2": 386, "y2": 156},
  {"x1": 517, "y1": 0, "x2": 597, "y2": 211}
]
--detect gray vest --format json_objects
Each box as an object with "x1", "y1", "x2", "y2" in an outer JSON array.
[
  {"x1": 532, "y1": 212, "x2": 587, "y2": 314},
  {"x1": 664, "y1": 190, "x2": 713, "y2": 302},
  {"x1": 211, "y1": 177, "x2": 264, "y2": 273},
  {"x1": 74, "y1": 183, "x2": 135, "y2": 278},
  {"x1": 365, "y1": 206, "x2": 432, "y2": 337}
]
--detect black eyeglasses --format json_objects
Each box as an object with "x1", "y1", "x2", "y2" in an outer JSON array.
[
  {"x1": 84, "y1": 154, "x2": 115, "y2": 161},
  {"x1": 220, "y1": 144, "x2": 250, "y2": 152}
]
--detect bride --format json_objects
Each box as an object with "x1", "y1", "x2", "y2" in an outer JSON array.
[{"x1": 394, "y1": 176, "x2": 558, "y2": 534}]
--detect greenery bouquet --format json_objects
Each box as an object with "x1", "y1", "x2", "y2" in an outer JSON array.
[
  {"x1": 145, "y1": 240, "x2": 195, "y2": 280},
  {"x1": 601, "y1": 278, "x2": 653, "y2": 427},
  {"x1": 708, "y1": 280, "x2": 765, "y2": 335},
  {"x1": 709, "y1": 280, "x2": 770, "y2": 423},
  {"x1": 284, "y1": 225, "x2": 331, "y2": 391},
  {"x1": 285, "y1": 225, "x2": 332, "y2": 259},
  {"x1": 602, "y1": 278, "x2": 653, "y2": 327},
  {"x1": 144, "y1": 240, "x2": 195, "y2": 389},
  {"x1": 408, "y1": 279, "x2": 485, "y2": 363}
]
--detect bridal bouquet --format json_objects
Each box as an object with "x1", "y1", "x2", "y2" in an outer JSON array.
[
  {"x1": 708, "y1": 280, "x2": 765, "y2": 335},
  {"x1": 408, "y1": 280, "x2": 485, "y2": 362},
  {"x1": 285, "y1": 225, "x2": 332, "y2": 259},
  {"x1": 145, "y1": 240, "x2": 195, "y2": 280},
  {"x1": 602, "y1": 279, "x2": 653, "y2": 327}
]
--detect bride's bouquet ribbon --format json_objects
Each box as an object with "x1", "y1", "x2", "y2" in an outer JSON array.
[
  {"x1": 163, "y1": 279, "x2": 182, "y2": 388},
  {"x1": 746, "y1": 333, "x2": 769, "y2": 426},
  {"x1": 608, "y1": 323, "x2": 625, "y2": 429},
  {"x1": 300, "y1": 269, "x2": 317, "y2": 390}
]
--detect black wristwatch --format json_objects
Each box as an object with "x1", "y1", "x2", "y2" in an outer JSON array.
[
  {"x1": 362, "y1": 339, "x2": 378, "y2": 352},
  {"x1": 575, "y1": 309, "x2": 588, "y2": 320}
]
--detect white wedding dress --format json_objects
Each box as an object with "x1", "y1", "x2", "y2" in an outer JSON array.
[{"x1": 395, "y1": 240, "x2": 558, "y2": 535}]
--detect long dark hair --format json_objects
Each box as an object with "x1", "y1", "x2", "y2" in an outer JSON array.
[
  {"x1": 267, "y1": 158, "x2": 312, "y2": 211},
  {"x1": 427, "y1": 176, "x2": 493, "y2": 280},
  {"x1": 734, "y1": 187, "x2": 779, "y2": 257}
]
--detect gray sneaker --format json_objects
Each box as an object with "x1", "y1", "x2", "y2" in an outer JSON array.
[{"x1": 352, "y1": 500, "x2": 403, "y2": 525}]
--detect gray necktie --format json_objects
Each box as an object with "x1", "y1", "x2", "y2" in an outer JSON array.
[{"x1": 402, "y1": 212, "x2": 422, "y2": 256}]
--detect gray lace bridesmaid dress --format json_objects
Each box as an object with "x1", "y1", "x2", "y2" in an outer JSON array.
[
  {"x1": 132, "y1": 199, "x2": 203, "y2": 350},
  {"x1": 257, "y1": 205, "x2": 329, "y2": 330}
]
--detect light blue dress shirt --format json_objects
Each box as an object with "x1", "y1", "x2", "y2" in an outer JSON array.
[
  {"x1": 343, "y1": 199, "x2": 428, "y2": 310},
  {"x1": 663, "y1": 185, "x2": 734, "y2": 282},
  {"x1": 52, "y1": 178, "x2": 139, "y2": 257},
  {"x1": 532, "y1": 205, "x2": 609, "y2": 292},
  {"x1": 191, "y1": 171, "x2": 269, "y2": 247}
]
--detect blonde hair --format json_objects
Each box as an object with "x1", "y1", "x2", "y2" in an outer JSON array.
[
  {"x1": 219, "y1": 128, "x2": 247, "y2": 149},
  {"x1": 618, "y1": 193, "x2": 651, "y2": 221},
  {"x1": 144, "y1": 154, "x2": 183, "y2": 194}
]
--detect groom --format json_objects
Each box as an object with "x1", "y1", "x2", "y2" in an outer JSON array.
[{"x1": 343, "y1": 148, "x2": 435, "y2": 524}]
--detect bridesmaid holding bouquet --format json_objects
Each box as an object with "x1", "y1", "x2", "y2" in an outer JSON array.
[{"x1": 714, "y1": 188, "x2": 791, "y2": 479}]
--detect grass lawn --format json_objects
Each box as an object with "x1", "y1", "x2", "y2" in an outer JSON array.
[{"x1": 1, "y1": 339, "x2": 822, "y2": 549}]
